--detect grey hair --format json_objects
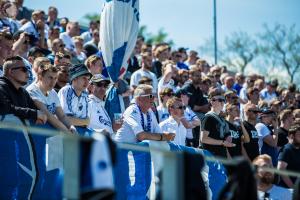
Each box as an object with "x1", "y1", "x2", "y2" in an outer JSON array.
[{"x1": 134, "y1": 84, "x2": 153, "y2": 98}]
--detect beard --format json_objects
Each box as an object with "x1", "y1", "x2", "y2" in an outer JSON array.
[
  {"x1": 15, "y1": 79, "x2": 28, "y2": 86},
  {"x1": 259, "y1": 173, "x2": 274, "y2": 185}
]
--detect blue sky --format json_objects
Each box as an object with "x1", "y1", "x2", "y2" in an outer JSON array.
[{"x1": 25, "y1": 0, "x2": 299, "y2": 51}]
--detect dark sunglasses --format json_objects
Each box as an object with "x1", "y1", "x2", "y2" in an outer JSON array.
[
  {"x1": 140, "y1": 94, "x2": 154, "y2": 99},
  {"x1": 95, "y1": 82, "x2": 109, "y2": 88},
  {"x1": 172, "y1": 105, "x2": 186, "y2": 110},
  {"x1": 164, "y1": 93, "x2": 174, "y2": 97},
  {"x1": 59, "y1": 44, "x2": 65, "y2": 48},
  {"x1": 248, "y1": 109, "x2": 260, "y2": 113},
  {"x1": 11, "y1": 66, "x2": 29, "y2": 73},
  {"x1": 212, "y1": 98, "x2": 226, "y2": 103}
]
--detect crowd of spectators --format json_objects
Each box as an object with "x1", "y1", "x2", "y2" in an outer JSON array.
[{"x1": 1, "y1": 0, "x2": 300, "y2": 198}]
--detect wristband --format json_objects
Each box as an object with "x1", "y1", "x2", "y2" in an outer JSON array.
[{"x1": 160, "y1": 134, "x2": 163, "y2": 141}]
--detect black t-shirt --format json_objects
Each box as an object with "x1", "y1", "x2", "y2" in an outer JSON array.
[
  {"x1": 242, "y1": 121, "x2": 259, "y2": 161},
  {"x1": 226, "y1": 121, "x2": 242, "y2": 157},
  {"x1": 202, "y1": 113, "x2": 229, "y2": 158},
  {"x1": 151, "y1": 60, "x2": 162, "y2": 78},
  {"x1": 278, "y1": 143, "x2": 300, "y2": 187},
  {"x1": 277, "y1": 127, "x2": 289, "y2": 148},
  {"x1": 182, "y1": 83, "x2": 208, "y2": 111}
]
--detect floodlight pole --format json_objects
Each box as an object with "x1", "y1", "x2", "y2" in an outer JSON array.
[{"x1": 213, "y1": 0, "x2": 218, "y2": 64}]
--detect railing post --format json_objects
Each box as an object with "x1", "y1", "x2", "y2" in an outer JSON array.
[{"x1": 63, "y1": 136, "x2": 80, "y2": 199}]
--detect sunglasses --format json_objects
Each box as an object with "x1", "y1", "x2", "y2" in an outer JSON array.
[
  {"x1": 11, "y1": 66, "x2": 29, "y2": 73},
  {"x1": 95, "y1": 82, "x2": 109, "y2": 88},
  {"x1": 59, "y1": 44, "x2": 65, "y2": 48},
  {"x1": 248, "y1": 109, "x2": 260, "y2": 113},
  {"x1": 212, "y1": 98, "x2": 226, "y2": 103},
  {"x1": 172, "y1": 105, "x2": 186, "y2": 110},
  {"x1": 164, "y1": 93, "x2": 174, "y2": 97},
  {"x1": 140, "y1": 94, "x2": 154, "y2": 99}
]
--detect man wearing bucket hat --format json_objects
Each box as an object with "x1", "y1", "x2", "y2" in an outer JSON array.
[
  {"x1": 58, "y1": 63, "x2": 92, "y2": 136},
  {"x1": 88, "y1": 74, "x2": 115, "y2": 136}
]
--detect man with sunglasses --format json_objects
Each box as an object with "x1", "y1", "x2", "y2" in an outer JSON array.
[
  {"x1": 200, "y1": 88, "x2": 235, "y2": 158},
  {"x1": 88, "y1": 74, "x2": 114, "y2": 136},
  {"x1": 114, "y1": 84, "x2": 175, "y2": 143},
  {"x1": 0, "y1": 56, "x2": 47, "y2": 124},
  {"x1": 159, "y1": 97, "x2": 187, "y2": 146}
]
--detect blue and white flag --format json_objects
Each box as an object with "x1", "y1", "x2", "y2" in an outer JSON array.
[{"x1": 100, "y1": 0, "x2": 139, "y2": 82}]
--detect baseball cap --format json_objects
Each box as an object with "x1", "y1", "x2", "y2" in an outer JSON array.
[
  {"x1": 69, "y1": 63, "x2": 91, "y2": 82},
  {"x1": 90, "y1": 74, "x2": 110, "y2": 84}
]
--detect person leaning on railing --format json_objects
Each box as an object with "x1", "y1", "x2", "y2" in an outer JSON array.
[
  {"x1": 114, "y1": 84, "x2": 175, "y2": 143},
  {"x1": 0, "y1": 56, "x2": 47, "y2": 124}
]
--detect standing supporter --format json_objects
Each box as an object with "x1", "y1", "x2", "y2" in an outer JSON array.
[
  {"x1": 157, "y1": 88, "x2": 173, "y2": 123},
  {"x1": 242, "y1": 103, "x2": 260, "y2": 161},
  {"x1": 209, "y1": 65, "x2": 222, "y2": 89},
  {"x1": 196, "y1": 59, "x2": 210, "y2": 75},
  {"x1": 157, "y1": 61, "x2": 177, "y2": 95},
  {"x1": 224, "y1": 90, "x2": 239, "y2": 106},
  {"x1": 239, "y1": 74, "x2": 257, "y2": 103},
  {"x1": 88, "y1": 74, "x2": 116, "y2": 136},
  {"x1": 171, "y1": 50, "x2": 189, "y2": 70},
  {"x1": 26, "y1": 63, "x2": 76, "y2": 133},
  {"x1": 280, "y1": 89, "x2": 294, "y2": 110},
  {"x1": 19, "y1": 10, "x2": 47, "y2": 48},
  {"x1": 253, "y1": 154, "x2": 293, "y2": 200},
  {"x1": 0, "y1": 56, "x2": 47, "y2": 124},
  {"x1": 130, "y1": 52, "x2": 158, "y2": 95},
  {"x1": 176, "y1": 69, "x2": 189, "y2": 88},
  {"x1": 80, "y1": 20, "x2": 98, "y2": 44},
  {"x1": 114, "y1": 84, "x2": 175, "y2": 143},
  {"x1": 277, "y1": 125, "x2": 300, "y2": 188},
  {"x1": 199, "y1": 77, "x2": 211, "y2": 97},
  {"x1": 200, "y1": 88, "x2": 235, "y2": 158},
  {"x1": 12, "y1": 30, "x2": 31, "y2": 58},
  {"x1": 159, "y1": 97, "x2": 187, "y2": 146},
  {"x1": 184, "y1": 50, "x2": 198, "y2": 67},
  {"x1": 175, "y1": 89, "x2": 201, "y2": 147},
  {"x1": 182, "y1": 65, "x2": 209, "y2": 147},
  {"x1": 151, "y1": 44, "x2": 169, "y2": 78},
  {"x1": 233, "y1": 73, "x2": 245, "y2": 96},
  {"x1": 177, "y1": 47, "x2": 188, "y2": 62},
  {"x1": 225, "y1": 103, "x2": 250, "y2": 157},
  {"x1": 277, "y1": 109, "x2": 294, "y2": 149},
  {"x1": 221, "y1": 75, "x2": 235, "y2": 92},
  {"x1": 255, "y1": 108, "x2": 279, "y2": 166},
  {"x1": 46, "y1": 6, "x2": 60, "y2": 28},
  {"x1": 58, "y1": 63, "x2": 92, "y2": 135},
  {"x1": 15, "y1": 0, "x2": 33, "y2": 21},
  {"x1": 47, "y1": 26, "x2": 60, "y2": 50},
  {"x1": 59, "y1": 21, "x2": 80, "y2": 52},
  {"x1": 73, "y1": 36, "x2": 86, "y2": 63},
  {"x1": 84, "y1": 29, "x2": 100, "y2": 48},
  {"x1": 260, "y1": 80, "x2": 278, "y2": 103},
  {"x1": 0, "y1": 31, "x2": 13, "y2": 75},
  {"x1": 0, "y1": 0, "x2": 18, "y2": 34}
]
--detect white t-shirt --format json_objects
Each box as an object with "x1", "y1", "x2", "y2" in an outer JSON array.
[
  {"x1": 19, "y1": 20, "x2": 49, "y2": 39},
  {"x1": 88, "y1": 94, "x2": 113, "y2": 135},
  {"x1": 257, "y1": 185, "x2": 293, "y2": 200},
  {"x1": 159, "y1": 116, "x2": 187, "y2": 146},
  {"x1": 130, "y1": 69, "x2": 158, "y2": 93},
  {"x1": 58, "y1": 85, "x2": 89, "y2": 119},
  {"x1": 26, "y1": 83, "x2": 61, "y2": 114},
  {"x1": 255, "y1": 122, "x2": 271, "y2": 153},
  {"x1": 157, "y1": 105, "x2": 169, "y2": 123},
  {"x1": 184, "y1": 106, "x2": 198, "y2": 139},
  {"x1": 114, "y1": 104, "x2": 161, "y2": 143},
  {"x1": 59, "y1": 32, "x2": 75, "y2": 52}
]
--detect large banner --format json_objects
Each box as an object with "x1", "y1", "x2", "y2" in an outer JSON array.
[{"x1": 100, "y1": 0, "x2": 139, "y2": 82}]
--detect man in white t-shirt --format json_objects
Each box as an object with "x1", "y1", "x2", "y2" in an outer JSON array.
[
  {"x1": 159, "y1": 97, "x2": 187, "y2": 146},
  {"x1": 59, "y1": 21, "x2": 79, "y2": 52},
  {"x1": 88, "y1": 74, "x2": 114, "y2": 135},
  {"x1": 58, "y1": 63, "x2": 92, "y2": 135},
  {"x1": 253, "y1": 154, "x2": 293, "y2": 200},
  {"x1": 114, "y1": 84, "x2": 175, "y2": 143},
  {"x1": 130, "y1": 52, "x2": 158, "y2": 94}
]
